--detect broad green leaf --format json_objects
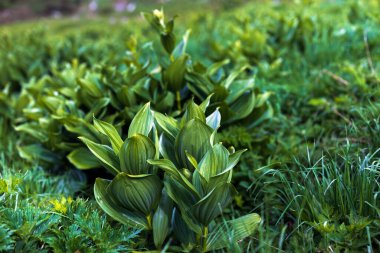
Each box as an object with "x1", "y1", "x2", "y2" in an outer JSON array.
[
  {"x1": 41, "y1": 96, "x2": 63, "y2": 113},
  {"x1": 245, "y1": 102, "x2": 274, "y2": 129},
  {"x1": 222, "y1": 65, "x2": 249, "y2": 89},
  {"x1": 94, "y1": 178, "x2": 147, "y2": 228},
  {"x1": 153, "y1": 189, "x2": 172, "y2": 248},
  {"x1": 207, "y1": 59, "x2": 230, "y2": 77},
  {"x1": 119, "y1": 134, "x2": 156, "y2": 175},
  {"x1": 109, "y1": 173, "x2": 162, "y2": 216},
  {"x1": 186, "y1": 72, "x2": 214, "y2": 100},
  {"x1": 172, "y1": 208, "x2": 196, "y2": 247},
  {"x1": 164, "y1": 177, "x2": 198, "y2": 212},
  {"x1": 17, "y1": 144, "x2": 61, "y2": 164},
  {"x1": 180, "y1": 99, "x2": 206, "y2": 126},
  {"x1": 68, "y1": 147, "x2": 101, "y2": 170},
  {"x1": 198, "y1": 144, "x2": 230, "y2": 181},
  {"x1": 158, "y1": 133, "x2": 178, "y2": 165},
  {"x1": 185, "y1": 151, "x2": 199, "y2": 170},
  {"x1": 225, "y1": 79, "x2": 255, "y2": 104},
  {"x1": 206, "y1": 213, "x2": 261, "y2": 251},
  {"x1": 154, "y1": 112, "x2": 179, "y2": 139},
  {"x1": 206, "y1": 109, "x2": 221, "y2": 130},
  {"x1": 226, "y1": 149, "x2": 247, "y2": 172},
  {"x1": 226, "y1": 92, "x2": 256, "y2": 123},
  {"x1": 93, "y1": 117, "x2": 123, "y2": 154},
  {"x1": 192, "y1": 170, "x2": 205, "y2": 197},
  {"x1": 255, "y1": 91, "x2": 271, "y2": 107},
  {"x1": 164, "y1": 54, "x2": 189, "y2": 92},
  {"x1": 199, "y1": 94, "x2": 213, "y2": 112},
  {"x1": 172, "y1": 29, "x2": 191, "y2": 59},
  {"x1": 191, "y1": 184, "x2": 233, "y2": 226},
  {"x1": 148, "y1": 158, "x2": 199, "y2": 196},
  {"x1": 128, "y1": 102, "x2": 154, "y2": 138},
  {"x1": 84, "y1": 98, "x2": 110, "y2": 121},
  {"x1": 15, "y1": 123, "x2": 48, "y2": 142},
  {"x1": 161, "y1": 33, "x2": 176, "y2": 55},
  {"x1": 175, "y1": 119, "x2": 213, "y2": 171},
  {"x1": 79, "y1": 137, "x2": 120, "y2": 175}
]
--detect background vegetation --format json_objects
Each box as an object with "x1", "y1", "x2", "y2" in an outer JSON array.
[{"x1": 1, "y1": 0, "x2": 380, "y2": 251}]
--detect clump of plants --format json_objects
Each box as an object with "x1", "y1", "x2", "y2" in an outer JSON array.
[
  {"x1": 80, "y1": 99, "x2": 261, "y2": 251},
  {"x1": 14, "y1": 9, "x2": 272, "y2": 171}
]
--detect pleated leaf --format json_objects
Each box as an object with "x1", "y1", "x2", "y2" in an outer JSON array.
[
  {"x1": 93, "y1": 117, "x2": 123, "y2": 154},
  {"x1": 148, "y1": 158, "x2": 199, "y2": 196},
  {"x1": 94, "y1": 178, "x2": 147, "y2": 229},
  {"x1": 153, "y1": 189, "x2": 172, "y2": 248},
  {"x1": 79, "y1": 137, "x2": 120, "y2": 175},
  {"x1": 163, "y1": 54, "x2": 189, "y2": 92},
  {"x1": 206, "y1": 109, "x2": 221, "y2": 130},
  {"x1": 226, "y1": 149, "x2": 247, "y2": 171},
  {"x1": 206, "y1": 213, "x2": 261, "y2": 251},
  {"x1": 108, "y1": 173, "x2": 162, "y2": 216},
  {"x1": 175, "y1": 119, "x2": 213, "y2": 171},
  {"x1": 154, "y1": 112, "x2": 179, "y2": 140},
  {"x1": 172, "y1": 208, "x2": 196, "y2": 247},
  {"x1": 119, "y1": 134, "x2": 156, "y2": 175},
  {"x1": 191, "y1": 184, "x2": 233, "y2": 226},
  {"x1": 198, "y1": 144, "x2": 229, "y2": 181},
  {"x1": 158, "y1": 134, "x2": 178, "y2": 166},
  {"x1": 180, "y1": 100, "x2": 206, "y2": 126},
  {"x1": 128, "y1": 102, "x2": 154, "y2": 137},
  {"x1": 67, "y1": 147, "x2": 101, "y2": 170}
]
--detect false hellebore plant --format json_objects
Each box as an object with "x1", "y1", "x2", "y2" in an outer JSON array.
[{"x1": 80, "y1": 99, "x2": 261, "y2": 252}]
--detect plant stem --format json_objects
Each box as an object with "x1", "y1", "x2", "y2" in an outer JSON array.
[
  {"x1": 176, "y1": 90, "x2": 182, "y2": 111},
  {"x1": 202, "y1": 226, "x2": 208, "y2": 252},
  {"x1": 147, "y1": 214, "x2": 152, "y2": 230}
]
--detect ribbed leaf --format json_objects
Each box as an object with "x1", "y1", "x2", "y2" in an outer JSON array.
[
  {"x1": 128, "y1": 102, "x2": 154, "y2": 137},
  {"x1": 67, "y1": 147, "x2": 101, "y2": 170},
  {"x1": 226, "y1": 149, "x2": 247, "y2": 172},
  {"x1": 93, "y1": 117, "x2": 123, "y2": 154},
  {"x1": 199, "y1": 94, "x2": 213, "y2": 112},
  {"x1": 119, "y1": 134, "x2": 156, "y2": 175},
  {"x1": 191, "y1": 184, "x2": 233, "y2": 226},
  {"x1": 172, "y1": 208, "x2": 196, "y2": 247},
  {"x1": 158, "y1": 134, "x2": 178, "y2": 166},
  {"x1": 206, "y1": 109, "x2": 221, "y2": 130},
  {"x1": 225, "y1": 79, "x2": 254, "y2": 104},
  {"x1": 180, "y1": 100, "x2": 206, "y2": 126},
  {"x1": 172, "y1": 29, "x2": 190, "y2": 59},
  {"x1": 94, "y1": 178, "x2": 147, "y2": 228},
  {"x1": 79, "y1": 137, "x2": 120, "y2": 175},
  {"x1": 175, "y1": 119, "x2": 213, "y2": 171},
  {"x1": 227, "y1": 92, "x2": 256, "y2": 123},
  {"x1": 153, "y1": 189, "x2": 172, "y2": 248},
  {"x1": 17, "y1": 144, "x2": 61, "y2": 164},
  {"x1": 164, "y1": 177, "x2": 198, "y2": 212},
  {"x1": 109, "y1": 173, "x2": 162, "y2": 216},
  {"x1": 206, "y1": 213, "x2": 261, "y2": 251},
  {"x1": 15, "y1": 123, "x2": 48, "y2": 142},
  {"x1": 164, "y1": 54, "x2": 189, "y2": 92},
  {"x1": 198, "y1": 144, "x2": 229, "y2": 181},
  {"x1": 222, "y1": 65, "x2": 249, "y2": 89},
  {"x1": 148, "y1": 159, "x2": 199, "y2": 195},
  {"x1": 154, "y1": 112, "x2": 179, "y2": 140}
]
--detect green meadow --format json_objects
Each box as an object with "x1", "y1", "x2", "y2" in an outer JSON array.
[{"x1": 0, "y1": 0, "x2": 379, "y2": 252}]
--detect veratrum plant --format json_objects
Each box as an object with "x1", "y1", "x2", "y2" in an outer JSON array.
[
  {"x1": 143, "y1": 9, "x2": 273, "y2": 128},
  {"x1": 82, "y1": 100, "x2": 261, "y2": 252}
]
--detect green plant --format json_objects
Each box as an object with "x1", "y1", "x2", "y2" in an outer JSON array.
[
  {"x1": 80, "y1": 100, "x2": 261, "y2": 251},
  {"x1": 276, "y1": 147, "x2": 380, "y2": 251}
]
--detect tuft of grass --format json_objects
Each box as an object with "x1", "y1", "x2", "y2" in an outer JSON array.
[{"x1": 276, "y1": 145, "x2": 380, "y2": 251}]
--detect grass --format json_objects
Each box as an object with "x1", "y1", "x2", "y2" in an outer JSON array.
[{"x1": 1, "y1": 0, "x2": 380, "y2": 251}]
